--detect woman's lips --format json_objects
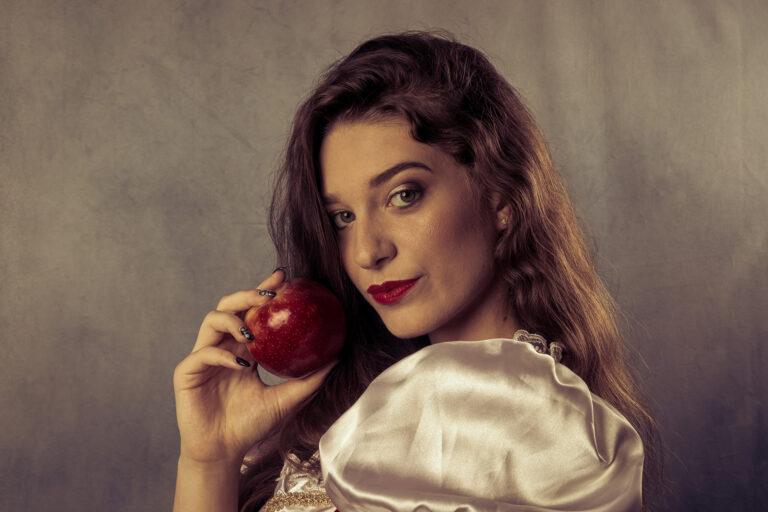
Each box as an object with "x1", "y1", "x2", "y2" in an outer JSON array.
[{"x1": 367, "y1": 278, "x2": 420, "y2": 305}]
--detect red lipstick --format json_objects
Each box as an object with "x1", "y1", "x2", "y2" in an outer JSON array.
[{"x1": 367, "y1": 278, "x2": 420, "y2": 305}]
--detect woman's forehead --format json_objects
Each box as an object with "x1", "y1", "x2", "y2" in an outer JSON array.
[
  {"x1": 320, "y1": 121, "x2": 433, "y2": 180},
  {"x1": 319, "y1": 119, "x2": 481, "y2": 207}
]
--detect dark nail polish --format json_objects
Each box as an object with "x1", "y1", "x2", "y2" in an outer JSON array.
[
  {"x1": 273, "y1": 266, "x2": 288, "y2": 275},
  {"x1": 236, "y1": 357, "x2": 251, "y2": 367},
  {"x1": 240, "y1": 326, "x2": 254, "y2": 341}
]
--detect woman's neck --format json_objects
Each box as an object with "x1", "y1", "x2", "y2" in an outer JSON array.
[{"x1": 428, "y1": 279, "x2": 520, "y2": 344}]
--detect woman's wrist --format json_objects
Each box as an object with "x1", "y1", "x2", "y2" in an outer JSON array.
[
  {"x1": 177, "y1": 454, "x2": 243, "y2": 473},
  {"x1": 173, "y1": 456, "x2": 242, "y2": 512},
  {"x1": 178, "y1": 440, "x2": 248, "y2": 470}
]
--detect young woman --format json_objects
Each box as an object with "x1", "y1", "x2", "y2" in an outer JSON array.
[{"x1": 173, "y1": 32, "x2": 661, "y2": 512}]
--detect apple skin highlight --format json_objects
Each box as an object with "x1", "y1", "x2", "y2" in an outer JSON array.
[{"x1": 244, "y1": 278, "x2": 346, "y2": 379}]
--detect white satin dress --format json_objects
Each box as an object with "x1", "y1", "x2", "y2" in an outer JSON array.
[{"x1": 260, "y1": 331, "x2": 644, "y2": 512}]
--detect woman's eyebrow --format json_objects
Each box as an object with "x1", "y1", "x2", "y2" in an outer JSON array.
[
  {"x1": 323, "y1": 161, "x2": 432, "y2": 205},
  {"x1": 368, "y1": 161, "x2": 432, "y2": 188}
]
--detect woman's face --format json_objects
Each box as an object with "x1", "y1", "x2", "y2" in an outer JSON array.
[{"x1": 320, "y1": 119, "x2": 514, "y2": 343}]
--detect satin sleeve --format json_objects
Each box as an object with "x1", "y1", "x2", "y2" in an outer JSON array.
[{"x1": 319, "y1": 338, "x2": 644, "y2": 512}]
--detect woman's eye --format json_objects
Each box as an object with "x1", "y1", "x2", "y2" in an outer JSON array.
[
  {"x1": 389, "y1": 187, "x2": 422, "y2": 207},
  {"x1": 330, "y1": 210, "x2": 355, "y2": 229}
]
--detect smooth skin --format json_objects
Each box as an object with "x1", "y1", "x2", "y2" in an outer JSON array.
[
  {"x1": 321, "y1": 119, "x2": 520, "y2": 344},
  {"x1": 172, "y1": 269, "x2": 335, "y2": 512}
]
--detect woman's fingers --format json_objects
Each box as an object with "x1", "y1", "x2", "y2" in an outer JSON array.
[
  {"x1": 267, "y1": 360, "x2": 337, "y2": 414},
  {"x1": 259, "y1": 266, "x2": 287, "y2": 289},
  {"x1": 173, "y1": 345, "x2": 252, "y2": 391},
  {"x1": 193, "y1": 310, "x2": 254, "y2": 351},
  {"x1": 192, "y1": 269, "x2": 288, "y2": 351},
  {"x1": 215, "y1": 268, "x2": 286, "y2": 314}
]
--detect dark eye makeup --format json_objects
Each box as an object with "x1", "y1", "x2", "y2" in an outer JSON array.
[{"x1": 328, "y1": 182, "x2": 426, "y2": 231}]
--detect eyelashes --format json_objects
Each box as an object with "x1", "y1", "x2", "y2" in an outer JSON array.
[
  {"x1": 328, "y1": 183, "x2": 424, "y2": 230},
  {"x1": 388, "y1": 186, "x2": 422, "y2": 207},
  {"x1": 330, "y1": 210, "x2": 354, "y2": 229}
]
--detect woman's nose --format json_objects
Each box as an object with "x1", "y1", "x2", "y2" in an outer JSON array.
[{"x1": 351, "y1": 219, "x2": 396, "y2": 269}]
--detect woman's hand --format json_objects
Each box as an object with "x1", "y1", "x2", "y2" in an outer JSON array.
[{"x1": 173, "y1": 269, "x2": 335, "y2": 467}]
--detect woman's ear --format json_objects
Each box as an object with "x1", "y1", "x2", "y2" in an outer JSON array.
[{"x1": 492, "y1": 194, "x2": 512, "y2": 231}]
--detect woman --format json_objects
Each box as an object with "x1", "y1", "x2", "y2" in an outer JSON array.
[{"x1": 173, "y1": 32, "x2": 660, "y2": 511}]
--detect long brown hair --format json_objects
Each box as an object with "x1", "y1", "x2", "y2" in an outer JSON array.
[{"x1": 240, "y1": 31, "x2": 661, "y2": 510}]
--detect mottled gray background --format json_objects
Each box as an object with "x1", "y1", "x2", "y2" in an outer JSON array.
[{"x1": 1, "y1": 1, "x2": 766, "y2": 510}]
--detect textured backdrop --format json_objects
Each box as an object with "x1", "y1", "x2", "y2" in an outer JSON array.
[{"x1": 1, "y1": 1, "x2": 766, "y2": 510}]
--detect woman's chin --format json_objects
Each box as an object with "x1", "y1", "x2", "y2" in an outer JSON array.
[
  {"x1": 368, "y1": 297, "x2": 438, "y2": 340},
  {"x1": 379, "y1": 317, "x2": 433, "y2": 340}
]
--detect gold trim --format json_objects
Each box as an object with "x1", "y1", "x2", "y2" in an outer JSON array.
[{"x1": 262, "y1": 490, "x2": 334, "y2": 512}]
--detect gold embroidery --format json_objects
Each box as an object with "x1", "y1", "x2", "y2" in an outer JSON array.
[{"x1": 262, "y1": 490, "x2": 334, "y2": 512}]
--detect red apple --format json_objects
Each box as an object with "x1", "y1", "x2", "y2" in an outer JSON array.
[{"x1": 243, "y1": 278, "x2": 346, "y2": 379}]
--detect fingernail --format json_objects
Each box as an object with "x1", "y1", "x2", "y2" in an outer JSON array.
[
  {"x1": 240, "y1": 326, "x2": 254, "y2": 341},
  {"x1": 258, "y1": 289, "x2": 277, "y2": 297},
  {"x1": 273, "y1": 266, "x2": 288, "y2": 275},
  {"x1": 236, "y1": 357, "x2": 251, "y2": 367}
]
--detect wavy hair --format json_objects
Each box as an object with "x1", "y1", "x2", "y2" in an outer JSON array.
[{"x1": 239, "y1": 31, "x2": 662, "y2": 510}]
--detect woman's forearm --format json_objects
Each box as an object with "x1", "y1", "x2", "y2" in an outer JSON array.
[{"x1": 173, "y1": 456, "x2": 241, "y2": 512}]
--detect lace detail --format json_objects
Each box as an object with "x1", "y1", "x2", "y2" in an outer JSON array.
[
  {"x1": 512, "y1": 329, "x2": 564, "y2": 363},
  {"x1": 260, "y1": 452, "x2": 336, "y2": 512},
  {"x1": 277, "y1": 452, "x2": 324, "y2": 493}
]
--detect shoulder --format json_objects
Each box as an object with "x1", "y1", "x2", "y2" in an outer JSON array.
[
  {"x1": 320, "y1": 334, "x2": 644, "y2": 511},
  {"x1": 356, "y1": 335, "x2": 597, "y2": 424}
]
